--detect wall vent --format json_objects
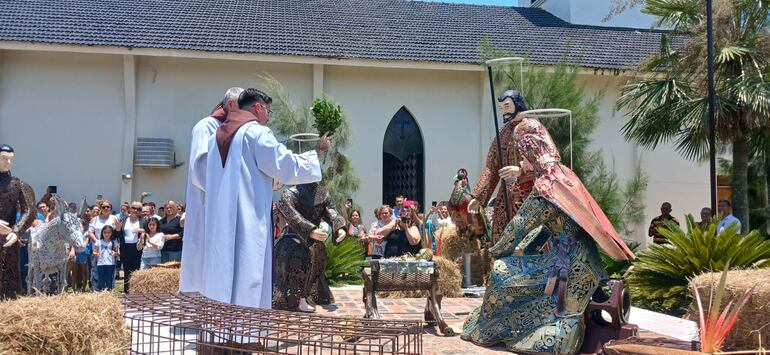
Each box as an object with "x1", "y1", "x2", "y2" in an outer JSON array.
[{"x1": 135, "y1": 138, "x2": 184, "y2": 168}]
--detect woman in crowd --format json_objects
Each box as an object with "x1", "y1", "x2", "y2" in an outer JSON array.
[
  {"x1": 342, "y1": 209, "x2": 368, "y2": 254},
  {"x1": 137, "y1": 217, "x2": 164, "y2": 269},
  {"x1": 367, "y1": 205, "x2": 395, "y2": 259},
  {"x1": 92, "y1": 225, "x2": 120, "y2": 291},
  {"x1": 428, "y1": 202, "x2": 454, "y2": 229},
  {"x1": 383, "y1": 200, "x2": 422, "y2": 258},
  {"x1": 119, "y1": 201, "x2": 144, "y2": 293},
  {"x1": 159, "y1": 200, "x2": 183, "y2": 262}
]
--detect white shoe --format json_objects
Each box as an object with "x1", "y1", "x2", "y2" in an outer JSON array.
[{"x1": 298, "y1": 298, "x2": 316, "y2": 313}]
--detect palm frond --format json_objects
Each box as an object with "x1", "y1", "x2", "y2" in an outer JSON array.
[
  {"x1": 716, "y1": 45, "x2": 751, "y2": 64},
  {"x1": 324, "y1": 239, "x2": 368, "y2": 286},
  {"x1": 642, "y1": 0, "x2": 703, "y2": 30}
]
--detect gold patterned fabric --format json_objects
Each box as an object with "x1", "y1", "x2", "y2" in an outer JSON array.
[{"x1": 461, "y1": 196, "x2": 607, "y2": 354}]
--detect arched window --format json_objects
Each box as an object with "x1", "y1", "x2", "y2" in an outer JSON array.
[{"x1": 382, "y1": 107, "x2": 424, "y2": 210}]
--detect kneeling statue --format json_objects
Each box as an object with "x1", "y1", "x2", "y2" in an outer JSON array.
[
  {"x1": 461, "y1": 117, "x2": 635, "y2": 354},
  {"x1": 273, "y1": 182, "x2": 345, "y2": 312}
]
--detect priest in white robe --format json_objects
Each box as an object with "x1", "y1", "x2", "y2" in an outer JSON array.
[
  {"x1": 198, "y1": 88, "x2": 331, "y2": 308},
  {"x1": 180, "y1": 87, "x2": 243, "y2": 293}
]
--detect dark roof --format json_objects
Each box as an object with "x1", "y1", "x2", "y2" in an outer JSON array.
[{"x1": 0, "y1": 0, "x2": 666, "y2": 69}]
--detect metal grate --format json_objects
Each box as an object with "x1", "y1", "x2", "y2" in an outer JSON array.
[
  {"x1": 135, "y1": 137, "x2": 178, "y2": 168},
  {"x1": 121, "y1": 292, "x2": 423, "y2": 354}
]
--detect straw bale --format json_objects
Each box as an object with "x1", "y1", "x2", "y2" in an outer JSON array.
[
  {"x1": 0, "y1": 292, "x2": 129, "y2": 355},
  {"x1": 437, "y1": 226, "x2": 492, "y2": 286},
  {"x1": 604, "y1": 337, "x2": 704, "y2": 355},
  {"x1": 437, "y1": 226, "x2": 480, "y2": 261},
  {"x1": 130, "y1": 267, "x2": 180, "y2": 294},
  {"x1": 688, "y1": 268, "x2": 770, "y2": 350},
  {"x1": 434, "y1": 256, "x2": 463, "y2": 297},
  {"x1": 153, "y1": 261, "x2": 181, "y2": 269}
]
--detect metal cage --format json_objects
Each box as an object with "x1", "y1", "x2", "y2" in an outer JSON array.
[{"x1": 122, "y1": 292, "x2": 423, "y2": 354}]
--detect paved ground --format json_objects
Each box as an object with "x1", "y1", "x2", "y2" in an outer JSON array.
[{"x1": 317, "y1": 286, "x2": 686, "y2": 355}]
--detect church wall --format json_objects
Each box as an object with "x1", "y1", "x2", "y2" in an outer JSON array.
[
  {"x1": 0, "y1": 49, "x2": 710, "y2": 247},
  {"x1": 0, "y1": 50, "x2": 125, "y2": 205},
  {"x1": 323, "y1": 65, "x2": 482, "y2": 217}
]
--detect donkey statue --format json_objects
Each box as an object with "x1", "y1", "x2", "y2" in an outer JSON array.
[{"x1": 26, "y1": 195, "x2": 87, "y2": 294}]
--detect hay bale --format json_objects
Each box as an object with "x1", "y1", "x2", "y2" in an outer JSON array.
[
  {"x1": 689, "y1": 268, "x2": 770, "y2": 350},
  {"x1": 434, "y1": 256, "x2": 462, "y2": 297},
  {"x1": 130, "y1": 267, "x2": 180, "y2": 294},
  {"x1": 436, "y1": 226, "x2": 492, "y2": 287},
  {"x1": 0, "y1": 292, "x2": 129, "y2": 355},
  {"x1": 604, "y1": 337, "x2": 704, "y2": 355},
  {"x1": 437, "y1": 226, "x2": 480, "y2": 261}
]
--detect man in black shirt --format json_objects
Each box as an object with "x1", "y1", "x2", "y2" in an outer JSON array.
[{"x1": 648, "y1": 202, "x2": 679, "y2": 244}]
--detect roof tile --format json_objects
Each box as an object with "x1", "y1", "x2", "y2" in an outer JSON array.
[{"x1": 0, "y1": 0, "x2": 668, "y2": 69}]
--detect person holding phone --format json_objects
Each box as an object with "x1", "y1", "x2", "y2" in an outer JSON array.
[
  {"x1": 431, "y1": 202, "x2": 454, "y2": 229},
  {"x1": 383, "y1": 200, "x2": 422, "y2": 258}
]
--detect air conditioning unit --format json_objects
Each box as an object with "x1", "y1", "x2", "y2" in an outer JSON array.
[{"x1": 135, "y1": 138, "x2": 184, "y2": 168}]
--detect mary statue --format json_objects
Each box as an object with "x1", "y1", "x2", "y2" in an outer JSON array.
[{"x1": 461, "y1": 115, "x2": 635, "y2": 354}]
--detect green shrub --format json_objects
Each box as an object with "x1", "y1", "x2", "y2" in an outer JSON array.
[
  {"x1": 600, "y1": 242, "x2": 640, "y2": 279},
  {"x1": 324, "y1": 238, "x2": 368, "y2": 287},
  {"x1": 628, "y1": 215, "x2": 770, "y2": 315}
]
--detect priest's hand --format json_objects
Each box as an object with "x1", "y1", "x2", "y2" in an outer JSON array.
[
  {"x1": 310, "y1": 228, "x2": 329, "y2": 242},
  {"x1": 467, "y1": 199, "x2": 481, "y2": 214},
  {"x1": 0, "y1": 220, "x2": 11, "y2": 235},
  {"x1": 314, "y1": 133, "x2": 332, "y2": 155},
  {"x1": 499, "y1": 166, "x2": 522, "y2": 180},
  {"x1": 3, "y1": 233, "x2": 18, "y2": 248}
]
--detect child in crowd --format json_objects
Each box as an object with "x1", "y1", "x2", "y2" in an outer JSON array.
[
  {"x1": 137, "y1": 217, "x2": 164, "y2": 269},
  {"x1": 92, "y1": 225, "x2": 120, "y2": 291}
]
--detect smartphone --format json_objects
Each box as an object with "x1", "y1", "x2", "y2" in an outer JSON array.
[
  {"x1": 147, "y1": 192, "x2": 153, "y2": 197},
  {"x1": 47, "y1": 185, "x2": 58, "y2": 194},
  {"x1": 96, "y1": 194, "x2": 103, "y2": 200},
  {"x1": 346, "y1": 198, "x2": 353, "y2": 204},
  {"x1": 400, "y1": 216, "x2": 409, "y2": 223},
  {"x1": 431, "y1": 201, "x2": 437, "y2": 207}
]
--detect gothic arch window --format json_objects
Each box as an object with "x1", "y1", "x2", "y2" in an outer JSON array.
[{"x1": 382, "y1": 107, "x2": 424, "y2": 210}]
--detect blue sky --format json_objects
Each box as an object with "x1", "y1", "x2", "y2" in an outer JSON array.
[{"x1": 421, "y1": 0, "x2": 518, "y2": 6}]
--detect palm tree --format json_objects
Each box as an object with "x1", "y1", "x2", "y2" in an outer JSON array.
[{"x1": 616, "y1": 0, "x2": 770, "y2": 232}]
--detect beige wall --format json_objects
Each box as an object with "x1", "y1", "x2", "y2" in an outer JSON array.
[
  {"x1": 0, "y1": 50, "x2": 125, "y2": 205},
  {"x1": 0, "y1": 49, "x2": 708, "y2": 247},
  {"x1": 324, "y1": 65, "x2": 482, "y2": 216}
]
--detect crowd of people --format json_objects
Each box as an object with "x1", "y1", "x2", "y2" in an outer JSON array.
[
  {"x1": 21, "y1": 191, "x2": 184, "y2": 293},
  {"x1": 320, "y1": 194, "x2": 457, "y2": 259},
  {"x1": 647, "y1": 200, "x2": 743, "y2": 244}
]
